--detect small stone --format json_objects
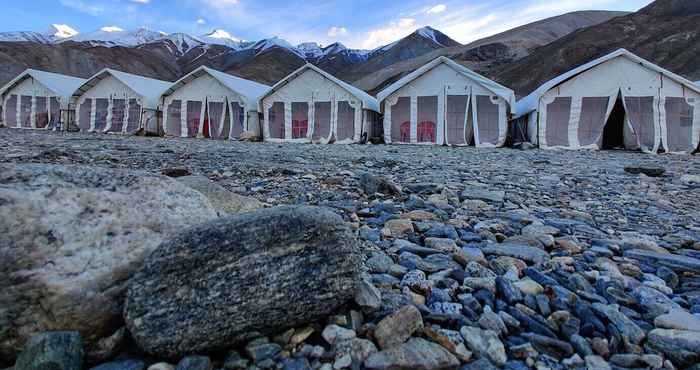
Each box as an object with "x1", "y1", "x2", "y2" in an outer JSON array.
[
  {"x1": 175, "y1": 356, "x2": 211, "y2": 370},
  {"x1": 14, "y1": 332, "x2": 84, "y2": 370},
  {"x1": 245, "y1": 341, "x2": 282, "y2": 362},
  {"x1": 591, "y1": 303, "x2": 646, "y2": 344},
  {"x1": 364, "y1": 338, "x2": 459, "y2": 370},
  {"x1": 355, "y1": 276, "x2": 382, "y2": 310},
  {"x1": 334, "y1": 338, "x2": 378, "y2": 363},
  {"x1": 460, "y1": 187, "x2": 505, "y2": 203},
  {"x1": 383, "y1": 219, "x2": 414, "y2": 237},
  {"x1": 358, "y1": 173, "x2": 401, "y2": 195},
  {"x1": 513, "y1": 278, "x2": 543, "y2": 295},
  {"x1": 481, "y1": 244, "x2": 550, "y2": 264},
  {"x1": 148, "y1": 363, "x2": 175, "y2": 370},
  {"x1": 322, "y1": 325, "x2": 356, "y2": 346},
  {"x1": 584, "y1": 355, "x2": 611, "y2": 370},
  {"x1": 223, "y1": 351, "x2": 249, "y2": 369},
  {"x1": 624, "y1": 166, "x2": 665, "y2": 177},
  {"x1": 90, "y1": 360, "x2": 145, "y2": 370},
  {"x1": 333, "y1": 354, "x2": 352, "y2": 369},
  {"x1": 511, "y1": 343, "x2": 538, "y2": 359},
  {"x1": 374, "y1": 305, "x2": 423, "y2": 349},
  {"x1": 460, "y1": 326, "x2": 507, "y2": 366},
  {"x1": 290, "y1": 327, "x2": 315, "y2": 346}
]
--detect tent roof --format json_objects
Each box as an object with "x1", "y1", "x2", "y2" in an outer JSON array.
[
  {"x1": 515, "y1": 49, "x2": 700, "y2": 118},
  {"x1": 377, "y1": 56, "x2": 517, "y2": 113},
  {"x1": 72, "y1": 68, "x2": 172, "y2": 108},
  {"x1": 161, "y1": 66, "x2": 270, "y2": 109},
  {"x1": 259, "y1": 63, "x2": 379, "y2": 112},
  {"x1": 0, "y1": 69, "x2": 86, "y2": 100}
]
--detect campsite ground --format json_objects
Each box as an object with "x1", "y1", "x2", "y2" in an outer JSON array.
[
  {"x1": 3, "y1": 128, "x2": 700, "y2": 369},
  {"x1": 2, "y1": 129, "x2": 698, "y2": 239}
]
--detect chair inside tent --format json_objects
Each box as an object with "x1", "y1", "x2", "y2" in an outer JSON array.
[
  {"x1": 390, "y1": 97, "x2": 411, "y2": 143},
  {"x1": 291, "y1": 102, "x2": 309, "y2": 139},
  {"x1": 417, "y1": 96, "x2": 437, "y2": 143}
]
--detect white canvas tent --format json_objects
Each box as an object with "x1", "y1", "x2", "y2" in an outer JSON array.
[
  {"x1": 517, "y1": 49, "x2": 700, "y2": 154},
  {"x1": 0, "y1": 69, "x2": 86, "y2": 130},
  {"x1": 71, "y1": 68, "x2": 171, "y2": 134},
  {"x1": 160, "y1": 66, "x2": 270, "y2": 139},
  {"x1": 259, "y1": 63, "x2": 379, "y2": 144},
  {"x1": 377, "y1": 56, "x2": 516, "y2": 147}
]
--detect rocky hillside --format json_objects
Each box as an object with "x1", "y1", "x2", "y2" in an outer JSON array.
[
  {"x1": 494, "y1": 0, "x2": 700, "y2": 97},
  {"x1": 352, "y1": 11, "x2": 627, "y2": 94}
]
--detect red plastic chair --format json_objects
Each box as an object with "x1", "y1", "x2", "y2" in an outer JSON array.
[
  {"x1": 292, "y1": 119, "x2": 308, "y2": 139},
  {"x1": 418, "y1": 121, "x2": 436, "y2": 143}
]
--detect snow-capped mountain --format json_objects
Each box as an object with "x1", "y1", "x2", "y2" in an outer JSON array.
[
  {"x1": 200, "y1": 29, "x2": 243, "y2": 49},
  {"x1": 247, "y1": 37, "x2": 305, "y2": 58},
  {"x1": 62, "y1": 26, "x2": 164, "y2": 47},
  {"x1": 0, "y1": 24, "x2": 78, "y2": 44},
  {"x1": 297, "y1": 42, "x2": 324, "y2": 59},
  {"x1": 154, "y1": 33, "x2": 205, "y2": 55},
  {"x1": 46, "y1": 24, "x2": 79, "y2": 40}
]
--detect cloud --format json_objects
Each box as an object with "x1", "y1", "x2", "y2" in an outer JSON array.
[
  {"x1": 361, "y1": 18, "x2": 416, "y2": 49},
  {"x1": 197, "y1": 18, "x2": 206, "y2": 25},
  {"x1": 327, "y1": 26, "x2": 348, "y2": 37},
  {"x1": 130, "y1": 0, "x2": 150, "y2": 3},
  {"x1": 427, "y1": 4, "x2": 447, "y2": 14}
]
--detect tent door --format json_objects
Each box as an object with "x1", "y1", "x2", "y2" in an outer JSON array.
[
  {"x1": 602, "y1": 92, "x2": 626, "y2": 150},
  {"x1": 443, "y1": 85, "x2": 470, "y2": 146}
]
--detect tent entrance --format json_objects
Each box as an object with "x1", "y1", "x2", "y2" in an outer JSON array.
[{"x1": 602, "y1": 94, "x2": 626, "y2": 150}]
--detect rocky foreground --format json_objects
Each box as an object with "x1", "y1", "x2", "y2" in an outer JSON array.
[{"x1": 1, "y1": 129, "x2": 700, "y2": 370}]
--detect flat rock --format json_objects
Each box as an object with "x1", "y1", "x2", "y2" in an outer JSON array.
[
  {"x1": 364, "y1": 338, "x2": 459, "y2": 370},
  {"x1": 591, "y1": 303, "x2": 646, "y2": 344},
  {"x1": 124, "y1": 206, "x2": 361, "y2": 357},
  {"x1": 624, "y1": 249, "x2": 700, "y2": 273},
  {"x1": 0, "y1": 164, "x2": 217, "y2": 362},
  {"x1": 176, "y1": 176, "x2": 263, "y2": 215},
  {"x1": 654, "y1": 310, "x2": 700, "y2": 332},
  {"x1": 480, "y1": 244, "x2": 550, "y2": 264},
  {"x1": 460, "y1": 187, "x2": 505, "y2": 203}
]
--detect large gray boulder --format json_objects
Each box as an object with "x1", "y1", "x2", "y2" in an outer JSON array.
[
  {"x1": 175, "y1": 176, "x2": 264, "y2": 215},
  {"x1": 124, "y1": 206, "x2": 362, "y2": 358},
  {"x1": 0, "y1": 164, "x2": 218, "y2": 364},
  {"x1": 14, "y1": 331, "x2": 84, "y2": 370}
]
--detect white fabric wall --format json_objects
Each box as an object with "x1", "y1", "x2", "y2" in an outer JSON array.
[
  {"x1": 76, "y1": 75, "x2": 143, "y2": 134},
  {"x1": 537, "y1": 56, "x2": 700, "y2": 154},
  {"x1": 162, "y1": 74, "x2": 253, "y2": 139},
  {"x1": 382, "y1": 63, "x2": 508, "y2": 146},
  {"x1": 2, "y1": 77, "x2": 59, "y2": 129},
  {"x1": 261, "y1": 69, "x2": 364, "y2": 144}
]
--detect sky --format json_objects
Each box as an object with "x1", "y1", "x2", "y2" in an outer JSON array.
[{"x1": 2, "y1": 0, "x2": 655, "y2": 49}]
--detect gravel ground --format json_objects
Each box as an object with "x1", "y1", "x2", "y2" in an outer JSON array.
[
  {"x1": 2, "y1": 129, "x2": 699, "y2": 238},
  {"x1": 4, "y1": 128, "x2": 700, "y2": 370}
]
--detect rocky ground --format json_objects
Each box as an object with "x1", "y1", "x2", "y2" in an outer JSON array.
[{"x1": 2, "y1": 128, "x2": 700, "y2": 370}]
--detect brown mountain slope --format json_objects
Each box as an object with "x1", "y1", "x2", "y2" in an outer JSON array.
[
  {"x1": 353, "y1": 10, "x2": 627, "y2": 94},
  {"x1": 0, "y1": 41, "x2": 180, "y2": 85},
  {"x1": 494, "y1": 0, "x2": 700, "y2": 98}
]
